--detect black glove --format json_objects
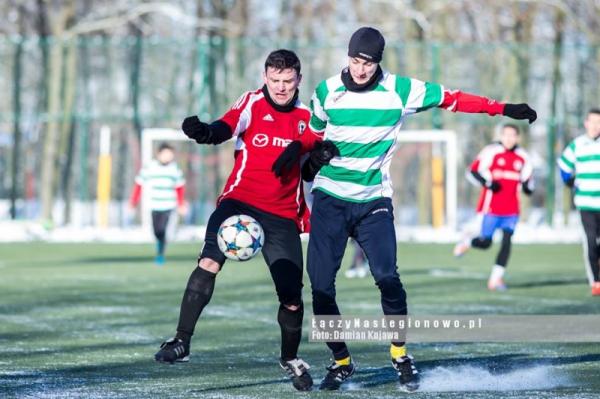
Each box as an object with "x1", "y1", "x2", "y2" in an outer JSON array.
[
  {"x1": 272, "y1": 141, "x2": 302, "y2": 177},
  {"x1": 310, "y1": 140, "x2": 340, "y2": 167},
  {"x1": 485, "y1": 180, "x2": 501, "y2": 193},
  {"x1": 503, "y1": 103, "x2": 537, "y2": 124},
  {"x1": 182, "y1": 117, "x2": 233, "y2": 145},
  {"x1": 301, "y1": 140, "x2": 340, "y2": 182},
  {"x1": 182, "y1": 116, "x2": 211, "y2": 144},
  {"x1": 565, "y1": 176, "x2": 576, "y2": 188}
]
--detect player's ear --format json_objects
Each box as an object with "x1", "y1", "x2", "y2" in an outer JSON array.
[
  {"x1": 297, "y1": 73, "x2": 302, "y2": 85},
  {"x1": 262, "y1": 71, "x2": 268, "y2": 85}
]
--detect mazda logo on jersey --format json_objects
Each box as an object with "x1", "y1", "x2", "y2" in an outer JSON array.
[
  {"x1": 251, "y1": 133, "x2": 293, "y2": 148},
  {"x1": 252, "y1": 134, "x2": 269, "y2": 147}
]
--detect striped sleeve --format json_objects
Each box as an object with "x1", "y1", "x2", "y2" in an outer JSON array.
[
  {"x1": 309, "y1": 81, "x2": 329, "y2": 133},
  {"x1": 476, "y1": 145, "x2": 499, "y2": 182},
  {"x1": 396, "y1": 76, "x2": 443, "y2": 116},
  {"x1": 519, "y1": 150, "x2": 533, "y2": 182},
  {"x1": 174, "y1": 167, "x2": 185, "y2": 188},
  {"x1": 135, "y1": 168, "x2": 146, "y2": 185},
  {"x1": 557, "y1": 141, "x2": 576, "y2": 174}
]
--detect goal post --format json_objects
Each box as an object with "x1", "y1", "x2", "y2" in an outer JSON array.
[
  {"x1": 139, "y1": 128, "x2": 459, "y2": 232},
  {"x1": 394, "y1": 130, "x2": 458, "y2": 231}
]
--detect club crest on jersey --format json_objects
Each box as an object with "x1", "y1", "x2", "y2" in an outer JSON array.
[
  {"x1": 497, "y1": 157, "x2": 506, "y2": 166},
  {"x1": 513, "y1": 160, "x2": 523, "y2": 170},
  {"x1": 298, "y1": 120, "x2": 306, "y2": 135}
]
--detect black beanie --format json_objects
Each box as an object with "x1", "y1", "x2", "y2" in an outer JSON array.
[{"x1": 347, "y1": 27, "x2": 385, "y2": 63}]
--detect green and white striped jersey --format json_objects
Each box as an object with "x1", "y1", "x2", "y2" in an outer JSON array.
[
  {"x1": 135, "y1": 160, "x2": 185, "y2": 211},
  {"x1": 558, "y1": 134, "x2": 600, "y2": 211},
  {"x1": 309, "y1": 70, "x2": 444, "y2": 202}
]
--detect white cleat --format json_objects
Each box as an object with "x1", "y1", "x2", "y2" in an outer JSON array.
[{"x1": 453, "y1": 239, "x2": 471, "y2": 257}]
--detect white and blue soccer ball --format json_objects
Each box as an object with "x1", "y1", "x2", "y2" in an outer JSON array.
[{"x1": 217, "y1": 214, "x2": 264, "y2": 261}]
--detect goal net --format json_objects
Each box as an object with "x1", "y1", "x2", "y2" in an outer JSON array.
[
  {"x1": 390, "y1": 130, "x2": 458, "y2": 231},
  {"x1": 140, "y1": 128, "x2": 458, "y2": 233}
]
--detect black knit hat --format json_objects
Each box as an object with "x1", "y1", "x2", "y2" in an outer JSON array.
[{"x1": 348, "y1": 27, "x2": 385, "y2": 63}]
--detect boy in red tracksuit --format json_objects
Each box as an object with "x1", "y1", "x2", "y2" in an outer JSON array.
[{"x1": 454, "y1": 124, "x2": 534, "y2": 290}]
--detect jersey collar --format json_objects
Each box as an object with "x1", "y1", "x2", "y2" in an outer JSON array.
[
  {"x1": 340, "y1": 65, "x2": 383, "y2": 92},
  {"x1": 261, "y1": 85, "x2": 299, "y2": 113}
]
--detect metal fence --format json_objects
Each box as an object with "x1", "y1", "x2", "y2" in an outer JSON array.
[{"x1": 1, "y1": 36, "x2": 598, "y2": 226}]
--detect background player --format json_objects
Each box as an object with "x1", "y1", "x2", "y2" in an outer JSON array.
[
  {"x1": 345, "y1": 239, "x2": 370, "y2": 279},
  {"x1": 453, "y1": 124, "x2": 534, "y2": 291},
  {"x1": 129, "y1": 143, "x2": 186, "y2": 265},
  {"x1": 152, "y1": 49, "x2": 325, "y2": 391},
  {"x1": 558, "y1": 108, "x2": 600, "y2": 296}
]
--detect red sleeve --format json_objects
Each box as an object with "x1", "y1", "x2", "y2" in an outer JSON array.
[
  {"x1": 439, "y1": 89, "x2": 505, "y2": 116},
  {"x1": 175, "y1": 185, "x2": 185, "y2": 207},
  {"x1": 129, "y1": 183, "x2": 142, "y2": 207},
  {"x1": 219, "y1": 90, "x2": 258, "y2": 136},
  {"x1": 469, "y1": 158, "x2": 480, "y2": 173}
]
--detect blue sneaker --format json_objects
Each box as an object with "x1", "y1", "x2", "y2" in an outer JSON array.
[{"x1": 155, "y1": 254, "x2": 165, "y2": 266}]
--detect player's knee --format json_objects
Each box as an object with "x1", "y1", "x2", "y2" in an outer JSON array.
[
  {"x1": 474, "y1": 237, "x2": 492, "y2": 249},
  {"x1": 278, "y1": 290, "x2": 302, "y2": 309},
  {"x1": 278, "y1": 302, "x2": 303, "y2": 331},
  {"x1": 312, "y1": 289, "x2": 336, "y2": 307},
  {"x1": 284, "y1": 304, "x2": 299, "y2": 311},
  {"x1": 198, "y1": 257, "x2": 220, "y2": 274},
  {"x1": 376, "y1": 275, "x2": 404, "y2": 295}
]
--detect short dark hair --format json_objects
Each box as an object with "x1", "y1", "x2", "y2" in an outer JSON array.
[
  {"x1": 502, "y1": 123, "x2": 520, "y2": 134},
  {"x1": 587, "y1": 108, "x2": 600, "y2": 117},
  {"x1": 264, "y1": 49, "x2": 301, "y2": 76},
  {"x1": 158, "y1": 142, "x2": 174, "y2": 152}
]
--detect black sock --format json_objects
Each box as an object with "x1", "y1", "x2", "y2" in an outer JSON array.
[
  {"x1": 495, "y1": 230, "x2": 513, "y2": 267},
  {"x1": 278, "y1": 303, "x2": 303, "y2": 361},
  {"x1": 175, "y1": 266, "x2": 217, "y2": 344}
]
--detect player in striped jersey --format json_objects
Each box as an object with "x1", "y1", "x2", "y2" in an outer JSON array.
[
  {"x1": 453, "y1": 124, "x2": 534, "y2": 291},
  {"x1": 558, "y1": 108, "x2": 600, "y2": 296},
  {"x1": 129, "y1": 143, "x2": 186, "y2": 265},
  {"x1": 304, "y1": 27, "x2": 537, "y2": 391}
]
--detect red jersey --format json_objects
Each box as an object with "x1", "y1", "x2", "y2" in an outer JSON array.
[
  {"x1": 470, "y1": 143, "x2": 533, "y2": 216},
  {"x1": 217, "y1": 88, "x2": 321, "y2": 232}
]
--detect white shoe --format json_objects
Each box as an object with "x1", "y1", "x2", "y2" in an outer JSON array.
[
  {"x1": 487, "y1": 278, "x2": 507, "y2": 291},
  {"x1": 345, "y1": 268, "x2": 359, "y2": 278},
  {"x1": 453, "y1": 239, "x2": 471, "y2": 257},
  {"x1": 355, "y1": 264, "x2": 369, "y2": 278}
]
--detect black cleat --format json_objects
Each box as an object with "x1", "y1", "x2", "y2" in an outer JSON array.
[
  {"x1": 392, "y1": 355, "x2": 420, "y2": 392},
  {"x1": 154, "y1": 337, "x2": 190, "y2": 364},
  {"x1": 279, "y1": 358, "x2": 313, "y2": 391},
  {"x1": 319, "y1": 361, "x2": 355, "y2": 390}
]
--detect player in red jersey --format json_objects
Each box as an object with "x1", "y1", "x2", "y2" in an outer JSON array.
[
  {"x1": 153, "y1": 50, "x2": 333, "y2": 391},
  {"x1": 454, "y1": 124, "x2": 534, "y2": 290}
]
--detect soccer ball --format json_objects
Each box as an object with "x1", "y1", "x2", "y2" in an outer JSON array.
[{"x1": 217, "y1": 215, "x2": 264, "y2": 261}]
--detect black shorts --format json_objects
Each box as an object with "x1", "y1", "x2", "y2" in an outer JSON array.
[{"x1": 200, "y1": 199, "x2": 304, "y2": 305}]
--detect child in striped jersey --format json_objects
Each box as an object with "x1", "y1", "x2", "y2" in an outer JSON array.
[{"x1": 130, "y1": 143, "x2": 186, "y2": 265}]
